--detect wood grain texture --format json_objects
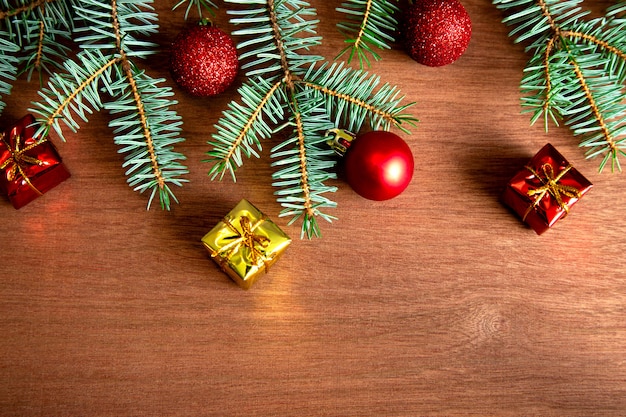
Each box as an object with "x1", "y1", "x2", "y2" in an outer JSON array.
[{"x1": 2, "y1": 1, "x2": 626, "y2": 416}]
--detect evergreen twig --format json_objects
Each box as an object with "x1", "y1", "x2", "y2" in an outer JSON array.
[
  {"x1": 0, "y1": 0, "x2": 75, "y2": 100},
  {"x1": 205, "y1": 0, "x2": 417, "y2": 238},
  {"x1": 0, "y1": 32, "x2": 19, "y2": 113},
  {"x1": 495, "y1": 0, "x2": 626, "y2": 171},
  {"x1": 335, "y1": 0, "x2": 400, "y2": 68},
  {"x1": 7, "y1": 0, "x2": 189, "y2": 209}
]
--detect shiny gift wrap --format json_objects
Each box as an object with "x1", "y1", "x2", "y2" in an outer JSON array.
[
  {"x1": 502, "y1": 143, "x2": 592, "y2": 235},
  {"x1": 0, "y1": 114, "x2": 70, "y2": 209},
  {"x1": 202, "y1": 199, "x2": 291, "y2": 289}
]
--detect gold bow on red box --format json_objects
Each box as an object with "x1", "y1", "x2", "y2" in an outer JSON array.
[
  {"x1": 502, "y1": 144, "x2": 592, "y2": 235},
  {"x1": 0, "y1": 115, "x2": 70, "y2": 209}
]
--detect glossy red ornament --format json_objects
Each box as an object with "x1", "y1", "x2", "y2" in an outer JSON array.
[
  {"x1": 344, "y1": 131, "x2": 414, "y2": 201},
  {"x1": 403, "y1": 0, "x2": 472, "y2": 67},
  {"x1": 170, "y1": 22, "x2": 239, "y2": 97}
]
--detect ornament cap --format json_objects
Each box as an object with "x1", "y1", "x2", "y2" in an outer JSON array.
[
  {"x1": 325, "y1": 128, "x2": 356, "y2": 156},
  {"x1": 198, "y1": 17, "x2": 213, "y2": 27}
]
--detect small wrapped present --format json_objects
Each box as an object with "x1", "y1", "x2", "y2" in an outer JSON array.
[
  {"x1": 502, "y1": 143, "x2": 592, "y2": 234},
  {"x1": 0, "y1": 114, "x2": 70, "y2": 209},
  {"x1": 202, "y1": 199, "x2": 291, "y2": 289}
]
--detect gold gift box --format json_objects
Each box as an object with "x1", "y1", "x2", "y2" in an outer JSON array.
[{"x1": 202, "y1": 199, "x2": 292, "y2": 289}]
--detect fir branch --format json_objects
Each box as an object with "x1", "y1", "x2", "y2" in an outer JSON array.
[
  {"x1": 0, "y1": 32, "x2": 19, "y2": 113},
  {"x1": 495, "y1": 0, "x2": 626, "y2": 171},
  {"x1": 335, "y1": 0, "x2": 400, "y2": 68},
  {"x1": 0, "y1": 0, "x2": 57, "y2": 20},
  {"x1": 228, "y1": 0, "x2": 323, "y2": 78},
  {"x1": 278, "y1": 101, "x2": 322, "y2": 236},
  {"x1": 27, "y1": 0, "x2": 187, "y2": 209},
  {"x1": 300, "y1": 62, "x2": 418, "y2": 133},
  {"x1": 75, "y1": 0, "x2": 159, "y2": 59},
  {"x1": 207, "y1": 0, "x2": 417, "y2": 238},
  {"x1": 18, "y1": 12, "x2": 73, "y2": 80},
  {"x1": 29, "y1": 49, "x2": 117, "y2": 138},
  {"x1": 562, "y1": 30, "x2": 626, "y2": 62},
  {"x1": 105, "y1": 65, "x2": 188, "y2": 209},
  {"x1": 220, "y1": 0, "x2": 330, "y2": 237},
  {"x1": 1, "y1": 0, "x2": 75, "y2": 81},
  {"x1": 265, "y1": 0, "x2": 323, "y2": 233},
  {"x1": 205, "y1": 76, "x2": 286, "y2": 180},
  {"x1": 272, "y1": 94, "x2": 337, "y2": 239}
]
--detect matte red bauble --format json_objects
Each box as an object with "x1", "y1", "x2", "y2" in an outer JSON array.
[
  {"x1": 344, "y1": 131, "x2": 414, "y2": 201},
  {"x1": 170, "y1": 23, "x2": 239, "y2": 97},
  {"x1": 403, "y1": 0, "x2": 472, "y2": 67}
]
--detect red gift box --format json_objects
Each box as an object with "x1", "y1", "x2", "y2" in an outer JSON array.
[
  {"x1": 0, "y1": 114, "x2": 70, "y2": 209},
  {"x1": 502, "y1": 143, "x2": 592, "y2": 235}
]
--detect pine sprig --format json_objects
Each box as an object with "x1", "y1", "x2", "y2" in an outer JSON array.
[
  {"x1": 0, "y1": 0, "x2": 75, "y2": 109},
  {"x1": 0, "y1": 33, "x2": 19, "y2": 113},
  {"x1": 300, "y1": 62, "x2": 417, "y2": 134},
  {"x1": 228, "y1": 0, "x2": 323, "y2": 78},
  {"x1": 335, "y1": 0, "x2": 400, "y2": 68},
  {"x1": 495, "y1": 0, "x2": 626, "y2": 171},
  {"x1": 74, "y1": 0, "x2": 159, "y2": 59},
  {"x1": 206, "y1": 0, "x2": 417, "y2": 238},
  {"x1": 105, "y1": 65, "x2": 187, "y2": 209},
  {"x1": 25, "y1": 0, "x2": 188, "y2": 209},
  {"x1": 271, "y1": 96, "x2": 337, "y2": 238},
  {"x1": 29, "y1": 48, "x2": 114, "y2": 138},
  {"x1": 20, "y1": 21, "x2": 73, "y2": 82},
  {"x1": 206, "y1": 76, "x2": 286, "y2": 180}
]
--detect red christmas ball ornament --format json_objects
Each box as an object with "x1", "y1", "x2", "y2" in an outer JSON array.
[
  {"x1": 170, "y1": 22, "x2": 239, "y2": 97},
  {"x1": 403, "y1": 0, "x2": 472, "y2": 67},
  {"x1": 343, "y1": 131, "x2": 414, "y2": 201}
]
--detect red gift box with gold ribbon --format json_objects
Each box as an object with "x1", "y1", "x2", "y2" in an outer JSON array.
[
  {"x1": 0, "y1": 114, "x2": 70, "y2": 209},
  {"x1": 502, "y1": 143, "x2": 592, "y2": 235}
]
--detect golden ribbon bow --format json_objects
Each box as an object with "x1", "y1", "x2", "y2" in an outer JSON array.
[
  {"x1": 0, "y1": 132, "x2": 45, "y2": 195},
  {"x1": 212, "y1": 215, "x2": 272, "y2": 272},
  {"x1": 523, "y1": 163, "x2": 582, "y2": 221}
]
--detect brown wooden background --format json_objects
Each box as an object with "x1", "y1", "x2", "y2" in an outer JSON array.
[{"x1": 2, "y1": 0, "x2": 625, "y2": 415}]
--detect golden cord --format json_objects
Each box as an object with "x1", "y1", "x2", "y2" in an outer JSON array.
[
  {"x1": 353, "y1": 0, "x2": 374, "y2": 52},
  {"x1": 561, "y1": 30, "x2": 626, "y2": 62},
  {"x1": 34, "y1": 20, "x2": 45, "y2": 73},
  {"x1": 0, "y1": 0, "x2": 56, "y2": 20},
  {"x1": 111, "y1": 0, "x2": 164, "y2": 188},
  {"x1": 267, "y1": 0, "x2": 315, "y2": 217}
]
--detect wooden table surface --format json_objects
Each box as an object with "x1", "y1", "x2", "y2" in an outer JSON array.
[{"x1": 2, "y1": 1, "x2": 625, "y2": 415}]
